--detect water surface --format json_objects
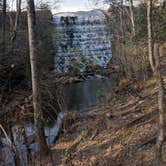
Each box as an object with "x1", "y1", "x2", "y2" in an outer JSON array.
[{"x1": 65, "y1": 76, "x2": 112, "y2": 111}]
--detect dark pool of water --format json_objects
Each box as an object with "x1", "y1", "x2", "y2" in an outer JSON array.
[{"x1": 65, "y1": 76, "x2": 112, "y2": 111}]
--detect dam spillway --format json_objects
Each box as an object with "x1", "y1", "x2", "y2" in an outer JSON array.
[{"x1": 53, "y1": 10, "x2": 112, "y2": 72}]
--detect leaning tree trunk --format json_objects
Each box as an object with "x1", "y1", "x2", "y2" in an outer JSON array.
[
  {"x1": 26, "y1": 0, "x2": 49, "y2": 155},
  {"x1": 147, "y1": 0, "x2": 155, "y2": 72},
  {"x1": 154, "y1": 43, "x2": 165, "y2": 166}
]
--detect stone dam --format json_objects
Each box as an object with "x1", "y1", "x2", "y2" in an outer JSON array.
[{"x1": 53, "y1": 10, "x2": 112, "y2": 72}]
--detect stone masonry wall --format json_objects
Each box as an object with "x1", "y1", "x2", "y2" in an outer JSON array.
[{"x1": 53, "y1": 10, "x2": 112, "y2": 72}]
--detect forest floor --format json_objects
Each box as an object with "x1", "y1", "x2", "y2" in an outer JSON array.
[
  {"x1": 47, "y1": 55, "x2": 166, "y2": 166},
  {"x1": 2, "y1": 58, "x2": 166, "y2": 165}
]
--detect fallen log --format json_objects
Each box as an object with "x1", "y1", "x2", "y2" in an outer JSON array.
[{"x1": 126, "y1": 109, "x2": 158, "y2": 128}]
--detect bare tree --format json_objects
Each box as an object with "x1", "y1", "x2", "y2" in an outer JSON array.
[
  {"x1": 147, "y1": 0, "x2": 155, "y2": 72},
  {"x1": 2, "y1": 0, "x2": 6, "y2": 52},
  {"x1": 119, "y1": 0, "x2": 128, "y2": 75},
  {"x1": 154, "y1": 43, "x2": 165, "y2": 166},
  {"x1": 128, "y1": 0, "x2": 136, "y2": 36},
  {"x1": 163, "y1": 0, "x2": 166, "y2": 8},
  {"x1": 11, "y1": 0, "x2": 22, "y2": 42},
  {"x1": 26, "y1": 0, "x2": 49, "y2": 155}
]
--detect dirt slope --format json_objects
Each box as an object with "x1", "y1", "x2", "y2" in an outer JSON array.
[{"x1": 50, "y1": 56, "x2": 166, "y2": 166}]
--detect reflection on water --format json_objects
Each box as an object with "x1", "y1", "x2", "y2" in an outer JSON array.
[{"x1": 65, "y1": 76, "x2": 112, "y2": 111}]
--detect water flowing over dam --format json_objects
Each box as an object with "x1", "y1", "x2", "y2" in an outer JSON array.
[{"x1": 53, "y1": 10, "x2": 112, "y2": 72}]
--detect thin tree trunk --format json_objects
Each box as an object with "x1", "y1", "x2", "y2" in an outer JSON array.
[
  {"x1": 11, "y1": 0, "x2": 22, "y2": 43},
  {"x1": 2, "y1": 0, "x2": 6, "y2": 52},
  {"x1": 147, "y1": 0, "x2": 155, "y2": 72},
  {"x1": 163, "y1": 0, "x2": 166, "y2": 9},
  {"x1": 154, "y1": 43, "x2": 165, "y2": 166},
  {"x1": 0, "y1": 124, "x2": 21, "y2": 165},
  {"x1": 128, "y1": 0, "x2": 136, "y2": 36},
  {"x1": 8, "y1": 126, "x2": 21, "y2": 166},
  {"x1": 120, "y1": 0, "x2": 128, "y2": 76},
  {"x1": 0, "y1": 131, "x2": 3, "y2": 163},
  {"x1": 22, "y1": 127, "x2": 33, "y2": 166},
  {"x1": 26, "y1": 0, "x2": 49, "y2": 155}
]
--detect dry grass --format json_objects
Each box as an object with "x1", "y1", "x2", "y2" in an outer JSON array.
[{"x1": 48, "y1": 61, "x2": 166, "y2": 165}]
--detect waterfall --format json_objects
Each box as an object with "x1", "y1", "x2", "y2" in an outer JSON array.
[
  {"x1": 0, "y1": 112, "x2": 67, "y2": 166},
  {"x1": 53, "y1": 9, "x2": 112, "y2": 73}
]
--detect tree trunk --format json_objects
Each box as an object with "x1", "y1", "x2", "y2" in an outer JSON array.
[
  {"x1": 2, "y1": 0, "x2": 6, "y2": 52},
  {"x1": 163, "y1": 0, "x2": 166, "y2": 9},
  {"x1": 11, "y1": 0, "x2": 22, "y2": 42},
  {"x1": 128, "y1": 0, "x2": 136, "y2": 36},
  {"x1": 26, "y1": 0, "x2": 49, "y2": 155},
  {"x1": 8, "y1": 126, "x2": 21, "y2": 166},
  {"x1": 154, "y1": 43, "x2": 165, "y2": 166},
  {"x1": 120, "y1": 0, "x2": 128, "y2": 76},
  {"x1": 147, "y1": 0, "x2": 155, "y2": 72},
  {"x1": 22, "y1": 127, "x2": 33, "y2": 165}
]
